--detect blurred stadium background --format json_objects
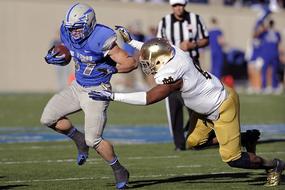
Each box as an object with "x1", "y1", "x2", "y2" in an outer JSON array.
[
  {"x1": 1, "y1": 0, "x2": 285, "y2": 189},
  {"x1": 0, "y1": 0, "x2": 285, "y2": 92}
]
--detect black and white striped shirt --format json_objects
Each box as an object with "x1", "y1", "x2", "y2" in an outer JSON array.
[{"x1": 157, "y1": 11, "x2": 209, "y2": 62}]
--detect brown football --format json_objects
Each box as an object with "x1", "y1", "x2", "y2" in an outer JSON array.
[{"x1": 53, "y1": 44, "x2": 72, "y2": 65}]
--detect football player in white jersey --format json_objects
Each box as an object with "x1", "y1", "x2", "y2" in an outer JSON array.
[{"x1": 89, "y1": 27, "x2": 285, "y2": 187}]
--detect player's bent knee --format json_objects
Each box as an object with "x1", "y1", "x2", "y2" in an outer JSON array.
[
  {"x1": 40, "y1": 114, "x2": 51, "y2": 126},
  {"x1": 186, "y1": 136, "x2": 202, "y2": 148},
  {"x1": 40, "y1": 112, "x2": 57, "y2": 127},
  {"x1": 85, "y1": 137, "x2": 103, "y2": 149},
  {"x1": 227, "y1": 152, "x2": 251, "y2": 169}
]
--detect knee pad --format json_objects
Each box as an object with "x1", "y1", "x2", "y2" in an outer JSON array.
[
  {"x1": 227, "y1": 152, "x2": 251, "y2": 169},
  {"x1": 85, "y1": 137, "x2": 103, "y2": 149}
]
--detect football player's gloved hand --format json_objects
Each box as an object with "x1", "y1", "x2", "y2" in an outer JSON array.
[
  {"x1": 115, "y1": 25, "x2": 132, "y2": 43},
  {"x1": 44, "y1": 46, "x2": 66, "y2": 65},
  {"x1": 88, "y1": 90, "x2": 114, "y2": 101}
]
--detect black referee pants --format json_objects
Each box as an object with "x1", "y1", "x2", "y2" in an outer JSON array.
[{"x1": 166, "y1": 91, "x2": 192, "y2": 150}]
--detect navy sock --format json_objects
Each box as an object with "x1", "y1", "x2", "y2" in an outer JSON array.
[
  {"x1": 109, "y1": 157, "x2": 123, "y2": 171},
  {"x1": 67, "y1": 127, "x2": 88, "y2": 153}
]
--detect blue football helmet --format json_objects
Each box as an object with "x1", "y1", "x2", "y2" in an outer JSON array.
[{"x1": 63, "y1": 3, "x2": 96, "y2": 44}]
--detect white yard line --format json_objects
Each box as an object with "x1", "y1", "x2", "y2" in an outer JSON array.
[
  {"x1": 1, "y1": 151, "x2": 284, "y2": 165},
  {"x1": 175, "y1": 164, "x2": 201, "y2": 168},
  {"x1": 2, "y1": 171, "x2": 244, "y2": 184},
  {"x1": 127, "y1": 155, "x2": 179, "y2": 160},
  {"x1": 4, "y1": 177, "x2": 99, "y2": 184},
  {"x1": 0, "y1": 155, "x2": 180, "y2": 165},
  {"x1": 0, "y1": 145, "x2": 73, "y2": 151},
  {"x1": 0, "y1": 159, "x2": 86, "y2": 165}
]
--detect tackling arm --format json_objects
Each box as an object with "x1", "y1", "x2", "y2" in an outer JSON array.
[
  {"x1": 146, "y1": 79, "x2": 182, "y2": 104},
  {"x1": 88, "y1": 79, "x2": 183, "y2": 105},
  {"x1": 114, "y1": 79, "x2": 183, "y2": 105},
  {"x1": 108, "y1": 44, "x2": 138, "y2": 73}
]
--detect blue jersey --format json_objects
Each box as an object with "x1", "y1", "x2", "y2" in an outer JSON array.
[
  {"x1": 209, "y1": 28, "x2": 223, "y2": 54},
  {"x1": 262, "y1": 29, "x2": 281, "y2": 58},
  {"x1": 60, "y1": 24, "x2": 117, "y2": 87},
  {"x1": 250, "y1": 31, "x2": 266, "y2": 61},
  {"x1": 249, "y1": 4, "x2": 271, "y2": 62}
]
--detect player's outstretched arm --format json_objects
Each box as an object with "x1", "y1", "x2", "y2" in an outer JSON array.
[
  {"x1": 89, "y1": 79, "x2": 183, "y2": 105},
  {"x1": 145, "y1": 79, "x2": 183, "y2": 104},
  {"x1": 108, "y1": 44, "x2": 138, "y2": 73}
]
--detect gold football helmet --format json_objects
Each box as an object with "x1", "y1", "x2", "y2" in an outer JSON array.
[{"x1": 139, "y1": 38, "x2": 174, "y2": 75}]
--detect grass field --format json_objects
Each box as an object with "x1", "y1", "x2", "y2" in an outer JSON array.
[{"x1": 0, "y1": 93, "x2": 285, "y2": 189}]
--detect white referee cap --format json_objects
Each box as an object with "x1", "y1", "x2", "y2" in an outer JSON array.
[{"x1": 169, "y1": 0, "x2": 187, "y2": 5}]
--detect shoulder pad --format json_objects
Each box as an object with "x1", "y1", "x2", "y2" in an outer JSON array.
[
  {"x1": 102, "y1": 35, "x2": 117, "y2": 52},
  {"x1": 87, "y1": 24, "x2": 116, "y2": 52}
]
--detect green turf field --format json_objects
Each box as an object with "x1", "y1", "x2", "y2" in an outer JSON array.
[
  {"x1": 0, "y1": 93, "x2": 285, "y2": 189},
  {"x1": 0, "y1": 93, "x2": 285, "y2": 127},
  {"x1": 1, "y1": 141, "x2": 285, "y2": 190}
]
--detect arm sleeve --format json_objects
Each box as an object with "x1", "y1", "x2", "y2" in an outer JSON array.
[
  {"x1": 256, "y1": 6, "x2": 271, "y2": 28},
  {"x1": 102, "y1": 35, "x2": 117, "y2": 56},
  {"x1": 197, "y1": 15, "x2": 209, "y2": 39},
  {"x1": 113, "y1": 92, "x2": 147, "y2": 105}
]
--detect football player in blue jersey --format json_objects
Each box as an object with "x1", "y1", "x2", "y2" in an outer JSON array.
[{"x1": 41, "y1": 3, "x2": 137, "y2": 189}]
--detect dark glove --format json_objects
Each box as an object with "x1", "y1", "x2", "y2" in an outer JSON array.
[
  {"x1": 88, "y1": 90, "x2": 114, "y2": 101},
  {"x1": 44, "y1": 46, "x2": 67, "y2": 65}
]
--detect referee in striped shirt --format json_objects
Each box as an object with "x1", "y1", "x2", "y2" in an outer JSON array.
[{"x1": 157, "y1": 0, "x2": 209, "y2": 151}]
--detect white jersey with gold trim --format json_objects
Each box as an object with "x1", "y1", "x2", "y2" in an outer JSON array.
[{"x1": 154, "y1": 46, "x2": 227, "y2": 120}]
